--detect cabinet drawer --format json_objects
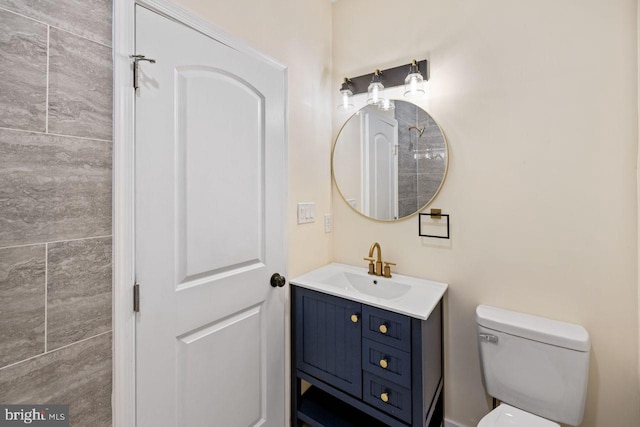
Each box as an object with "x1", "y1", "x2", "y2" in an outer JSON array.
[
  {"x1": 362, "y1": 338, "x2": 411, "y2": 389},
  {"x1": 363, "y1": 372, "x2": 412, "y2": 423},
  {"x1": 362, "y1": 305, "x2": 411, "y2": 352}
]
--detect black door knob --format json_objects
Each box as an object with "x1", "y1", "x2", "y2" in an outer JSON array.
[{"x1": 270, "y1": 273, "x2": 286, "y2": 288}]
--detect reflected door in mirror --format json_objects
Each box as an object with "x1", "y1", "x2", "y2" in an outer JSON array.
[{"x1": 363, "y1": 109, "x2": 398, "y2": 219}]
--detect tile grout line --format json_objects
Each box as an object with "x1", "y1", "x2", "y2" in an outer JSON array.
[
  {"x1": 45, "y1": 25, "x2": 50, "y2": 134},
  {"x1": 0, "y1": 330, "x2": 112, "y2": 372},
  {"x1": 0, "y1": 126, "x2": 113, "y2": 143},
  {"x1": 0, "y1": 6, "x2": 112, "y2": 49},
  {"x1": 44, "y1": 242, "x2": 48, "y2": 353},
  {"x1": 0, "y1": 235, "x2": 113, "y2": 251}
]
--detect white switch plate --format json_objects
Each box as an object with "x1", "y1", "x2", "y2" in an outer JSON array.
[
  {"x1": 324, "y1": 213, "x2": 332, "y2": 233},
  {"x1": 297, "y1": 202, "x2": 315, "y2": 224}
]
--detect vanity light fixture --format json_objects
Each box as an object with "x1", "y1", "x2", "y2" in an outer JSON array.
[
  {"x1": 338, "y1": 59, "x2": 428, "y2": 109},
  {"x1": 337, "y1": 78, "x2": 354, "y2": 110},
  {"x1": 367, "y1": 69, "x2": 385, "y2": 106},
  {"x1": 404, "y1": 59, "x2": 425, "y2": 97}
]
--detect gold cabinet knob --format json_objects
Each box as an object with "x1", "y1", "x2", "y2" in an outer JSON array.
[
  {"x1": 351, "y1": 314, "x2": 359, "y2": 323},
  {"x1": 379, "y1": 358, "x2": 388, "y2": 369},
  {"x1": 380, "y1": 392, "x2": 389, "y2": 403},
  {"x1": 379, "y1": 324, "x2": 388, "y2": 334}
]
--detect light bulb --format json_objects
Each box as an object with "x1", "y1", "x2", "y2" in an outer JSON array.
[
  {"x1": 337, "y1": 78, "x2": 354, "y2": 111},
  {"x1": 367, "y1": 82, "x2": 383, "y2": 105},
  {"x1": 404, "y1": 60, "x2": 425, "y2": 98},
  {"x1": 367, "y1": 70, "x2": 384, "y2": 105},
  {"x1": 338, "y1": 88, "x2": 354, "y2": 110}
]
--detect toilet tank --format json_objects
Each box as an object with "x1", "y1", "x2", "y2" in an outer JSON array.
[{"x1": 476, "y1": 305, "x2": 590, "y2": 426}]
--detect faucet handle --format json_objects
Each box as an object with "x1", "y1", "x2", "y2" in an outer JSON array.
[
  {"x1": 363, "y1": 257, "x2": 375, "y2": 275},
  {"x1": 383, "y1": 262, "x2": 396, "y2": 278}
]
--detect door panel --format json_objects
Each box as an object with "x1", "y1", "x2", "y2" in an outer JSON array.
[
  {"x1": 135, "y1": 6, "x2": 286, "y2": 427},
  {"x1": 177, "y1": 305, "x2": 265, "y2": 427},
  {"x1": 174, "y1": 67, "x2": 265, "y2": 286}
]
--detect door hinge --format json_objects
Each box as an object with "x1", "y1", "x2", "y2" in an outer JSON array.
[
  {"x1": 130, "y1": 54, "x2": 156, "y2": 90},
  {"x1": 133, "y1": 283, "x2": 140, "y2": 312}
]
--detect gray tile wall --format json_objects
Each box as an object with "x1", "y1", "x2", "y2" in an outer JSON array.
[
  {"x1": 395, "y1": 102, "x2": 447, "y2": 217},
  {"x1": 0, "y1": 1, "x2": 112, "y2": 426},
  {"x1": 0, "y1": 245, "x2": 46, "y2": 367},
  {"x1": 396, "y1": 101, "x2": 419, "y2": 217},
  {"x1": 0, "y1": 10, "x2": 47, "y2": 131}
]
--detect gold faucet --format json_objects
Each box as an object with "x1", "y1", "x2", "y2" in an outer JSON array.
[{"x1": 363, "y1": 242, "x2": 396, "y2": 278}]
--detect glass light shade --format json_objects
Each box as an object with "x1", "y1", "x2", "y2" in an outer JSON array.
[
  {"x1": 404, "y1": 72, "x2": 425, "y2": 97},
  {"x1": 367, "y1": 81, "x2": 384, "y2": 105},
  {"x1": 379, "y1": 99, "x2": 395, "y2": 111},
  {"x1": 337, "y1": 88, "x2": 354, "y2": 110}
]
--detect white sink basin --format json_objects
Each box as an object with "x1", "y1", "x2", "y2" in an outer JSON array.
[
  {"x1": 324, "y1": 272, "x2": 411, "y2": 300},
  {"x1": 291, "y1": 263, "x2": 448, "y2": 320}
]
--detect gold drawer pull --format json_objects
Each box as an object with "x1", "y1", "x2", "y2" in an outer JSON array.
[
  {"x1": 351, "y1": 314, "x2": 359, "y2": 323},
  {"x1": 380, "y1": 392, "x2": 389, "y2": 403},
  {"x1": 379, "y1": 358, "x2": 388, "y2": 369},
  {"x1": 379, "y1": 324, "x2": 388, "y2": 334}
]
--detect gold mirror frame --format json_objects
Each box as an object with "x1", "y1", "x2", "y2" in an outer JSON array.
[{"x1": 331, "y1": 101, "x2": 449, "y2": 222}]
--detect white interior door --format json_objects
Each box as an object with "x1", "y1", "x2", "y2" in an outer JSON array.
[
  {"x1": 362, "y1": 110, "x2": 398, "y2": 219},
  {"x1": 134, "y1": 6, "x2": 286, "y2": 427}
]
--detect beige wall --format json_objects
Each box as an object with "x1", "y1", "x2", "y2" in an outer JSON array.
[
  {"x1": 638, "y1": 0, "x2": 640, "y2": 409},
  {"x1": 332, "y1": 1, "x2": 639, "y2": 426},
  {"x1": 173, "y1": 0, "x2": 334, "y2": 278}
]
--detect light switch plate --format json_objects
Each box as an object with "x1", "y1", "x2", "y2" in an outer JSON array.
[
  {"x1": 297, "y1": 202, "x2": 315, "y2": 224},
  {"x1": 324, "y1": 213, "x2": 332, "y2": 233}
]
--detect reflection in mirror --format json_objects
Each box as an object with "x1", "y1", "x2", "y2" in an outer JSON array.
[{"x1": 332, "y1": 101, "x2": 447, "y2": 221}]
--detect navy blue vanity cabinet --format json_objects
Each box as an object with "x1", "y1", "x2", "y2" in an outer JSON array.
[{"x1": 291, "y1": 285, "x2": 444, "y2": 427}]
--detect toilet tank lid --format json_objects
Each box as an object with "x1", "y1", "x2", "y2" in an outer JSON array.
[{"x1": 476, "y1": 305, "x2": 590, "y2": 352}]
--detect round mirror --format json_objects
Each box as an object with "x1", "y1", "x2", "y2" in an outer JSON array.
[{"x1": 332, "y1": 100, "x2": 448, "y2": 221}]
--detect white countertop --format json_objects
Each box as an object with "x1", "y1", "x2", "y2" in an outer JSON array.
[{"x1": 290, "y1": 263, "x2": 448, "y2": 320}]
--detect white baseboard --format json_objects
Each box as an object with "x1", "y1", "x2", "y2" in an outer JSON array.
[{"x1": 444, "y1": 419, "x2": 468, "y2": 427}]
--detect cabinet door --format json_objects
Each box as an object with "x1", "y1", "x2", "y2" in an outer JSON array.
[{"x1": 295, "y1": 287, "x2": 362, "y2": 398}]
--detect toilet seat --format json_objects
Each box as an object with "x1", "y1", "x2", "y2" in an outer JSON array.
[{"x1": 478, "y1": 404, "x2": 560, "y2": 427}]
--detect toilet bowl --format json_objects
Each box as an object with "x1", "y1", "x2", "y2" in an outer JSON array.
[{"x1": 478, "y1": 404, "x2": 559, "y2": 427}]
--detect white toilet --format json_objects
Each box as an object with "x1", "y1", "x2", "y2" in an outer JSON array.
[{"x1": 476, "y1": 305, "x2": 591, "y2": 427}]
